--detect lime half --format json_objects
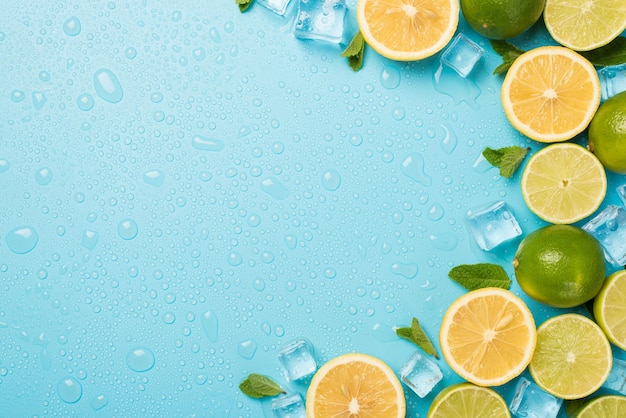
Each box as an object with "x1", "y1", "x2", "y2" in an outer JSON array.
[{"x1": 428, "y1": 383, "x2": 510, "y2": 418}]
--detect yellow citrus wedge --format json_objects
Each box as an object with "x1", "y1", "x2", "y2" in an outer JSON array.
[
  {"x1": 428, "y1": 383, "x2": 511, "y2": 418},
  {"x1": 501, "y1": 46, "x2": 600, "y2": 143},
  {"x1": 520, "y1": 143, "x2": 607, "y2": 224},
  {"x1": 594, "y1": 270, "x2": 626, "y2": 350},
  {"x1": 306, "y1": 353, "x2": 405, "y2": 418},
  {"x1": 544, "y1": 0, "x2": 626, "y2": 51},
  {"x1": 356, "y1": 0, "x2": 459, "y2": 61},
  {"x1": 439, "y1": 287, "x2": 537, "y2": 387},
  {"x1": 529, "y1": 314, "x2": 612, "y2": 400},
  {"x1": 574, "y1": 395, "x2": 626, "y2": 418}
]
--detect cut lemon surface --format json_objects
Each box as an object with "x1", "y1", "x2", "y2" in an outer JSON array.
[
  {"x1": 594, "y1": 270, "x2": 626, "y2": 350},
  {"x1": 428, "y1": 382, "x2": 510, "y2": 418},
  {"x1": 521, "y1": 143, "x2": 607, "y2": 224},
  {"x1": 544, "y1": 0, "x2": 626, "y2": 51},
  {"x1": 439, "y1": 288, "x2": 536, "y2": 387},
  {"x1": 529, "y1": 314, "x2": 612, "y2": 400},
  {"x1": 356, "y1": 0, "x2": 459, "y2": 61},
  {"x1": 574, "y1": 395, "x2": 626, "y2": 418},
  {"x1": 501, "y1": 46, "x2": 600, "y2": 143},
  {"x1": 305, "y1": 353, "x2": 405, "y2": 418}
]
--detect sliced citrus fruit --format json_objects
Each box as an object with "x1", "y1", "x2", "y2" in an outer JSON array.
[
  {"x1": 594, "y1": 270, "x2": 626, "y2": 350},
  {"x1": 501, "y1": 46, "x2": 600, "y2": 143},
  {"x1": 356, "y1": 0, "x2": 459, "y2": 61},
  {"x1": 439, "y1": 287, "x2": 536, "y2": 387},
  {"x1": 529, "y1": 313, "x2": 612, "y2": 400},
  {"x1": 520, "y1": 143, "x2": 607, "y2": 224},
  {"x1": 574, "y1": 395, "x2": 626, "y2": 417},
  {"x1": 305, "y1": 353, "x2": 405, "y2": 418},
  {"x1": 428, "y1": 382, "x2": 510, "y2": 418},
  {"x1": 544, "y1": 0, "x2": 626, "y2": 51}
]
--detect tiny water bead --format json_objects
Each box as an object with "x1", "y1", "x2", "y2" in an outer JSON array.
[
  {"x1": 76, "y1": 93, "x2": 94, "y2": 111},
  {"x1": 35, "y1": 167, "x2": 53, "y2": 185},
  {"x1": 63, "y1": 16, "x2": 81, "y2": 36},
  {"x1": 11, "y1": 90, "x2": 25, "y2": 102},
  {"x1": 93, "y1": 68, "x2": 124, "y2": 104},
  {"x1": 321, "y1": 169, "x2": 341, "y2": 191},
  {"x1": 57, "y1": 377, "x2": 82, "y2": 403},
  {"x1": 6, "y1": 226, "x2": 39, "y2": 254},
  {"x1": 126, "y1": 347, "x2": 155, "y2": 372},
  {"x1": 38, "y1": 70, "x2": 51, "y2": 82},
  {"x1": 118, "y1": 218, "x2": 138, "y2": 240}
]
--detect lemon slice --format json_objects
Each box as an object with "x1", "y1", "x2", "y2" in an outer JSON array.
[
  {"x1": 356, "y1": 0, "x2": 459, "y2": 61},
  {"x1": 521, "y1": 143, "x2": 607, "y2": 224},
  {"x1": 544, "y1": 0, "x2": 626, "y2": 51},
  {"x1": 428, "y1": 383, "x2": 510, "y2": 418},
  {"x1": 501, "y1": 46, "x2": 600, "y2": 143},
  {"x1": 574, "y1": 395, "x2": 626, "y2": 417},
  {"x1": 529, "y1": 313, "x2": 612, "y2": 400},
  {"x1": 305, "y1": 353, "x2": 405, "y2": 418},
  {"x1": 439, "y1": 287, "x2": 536, "y2": 387},
  {"x1": 594, "y1": 270, "x2": 626, "y2": 350}
]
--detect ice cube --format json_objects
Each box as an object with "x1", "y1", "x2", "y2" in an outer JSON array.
[
  {"x1": 602, "y1": 357, "x2": 626, "y2": 395},
  {"x1": 509, "y1": 377, "x2": 563, "y2": 418},
  {"x1": 271, "y1": 393, "x2": 306, "y2": 418},
  {"x1": 277, "y1": 338, "x2": 317, "y2": 382},
  {"x1": 582, "y1": 205, "x2": 626, "y2": 266},
  {"x1": 598, "y1": 64, "x2": 626, "y2": 102},
  {"x1": 617, "y1": 184, "x2": 626, "y2": 207},
  {"x1": 465, "y1": 201, "x2": 522, "y2": 251},
  {"x1": 440, "y1": 33, "x2": 484, "y2": 78},
  {"x1": 399, "y1": 351, "x2": 442, "y2": 398},
  {"x1": 258, "y1": 0, "x2": 293, "y2": 16},
  {"x1": 293, "y1": 0, "x2": 347, "y2": 44}
]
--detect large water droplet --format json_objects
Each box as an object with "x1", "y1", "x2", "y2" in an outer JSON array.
[
  {"x1": 118, "y1": 218, "x2": 138, "y2": 240},
  {"x1": 441, "y1": 124, "x2": 458, "y2": 154},
  {"x1": 93, "y1": 68, "x2": 124, "y2": 104},
  {"x1": 126, "y1": 347, "x2": 155, "y2": 372},
  {"x1": 401, "y1": 153, "x2": 432, "y2": 185},
  {"x1": 81, "y1": 230, "x2": 99, "y2": 250},
  {"x1": 57, "y1": 377, "x2": 82, "y2": 403},
  {"x1": 6, "y1": 226, "x2": 39, "y2": 254},
  {"x1": 260, "y1": 177, "x2": 289, "y2": 200},
  {"x1": 321, "y1": 169, "x2": 341, "y2": 191},
  {"x1": 201, "y1": 311, "x2": 218, "y2": 342},
  {"x1": 381, "y1": 65, "x2": 401, "y2": 89},
  {"x1": 191, "y1": 135, "x2": 224, "y2": 152},
  {"x1": 390, "y1": 262, "x2": 418, "y2": 279},
  {"x1": 0, "y1": 159, "x2": 10, "y2": 173},
  {"x1": 63, "y1": 16, "x2": 81, "y2": 36},
  {"x1": 90, "y1": 394, "x2": 109, "y2": 411},
  {"x1": 238, "y1": 339, "x2": 258, "y2": 359},
  {"x1": 35, "y1": 167, "x2": 53, "y2": 185}
]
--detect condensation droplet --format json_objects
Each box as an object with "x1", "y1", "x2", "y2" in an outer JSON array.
[
  {"x1": 90, "y1": 394, "x2": 109, "y2": 411},
  {"x1": 238, "y1": 339, "x2": 258, "y2": 360},
  {"x1": 6, "y1": 226, "x2": 39, "y2": 254},
  {"x1": 201, "y1": 311, "x2": 219, "y2": 342},
  {"x1": 321, "y1": 169, "x2": 341, "y2": 191},
  {"x1": 63, "y1": 16, "x2": 81, "y2": 36},
  {"x1": 441, "y1": 124, "x2": 458, "y2": 154},
  {"x1": 126, "y1": 347, "x2": 155, "y2": 372},
  {"x1": 93, "y1": 68, "x2": 124, "y2": 104},
  {"x1": 260, "y1": 177, "x2": 289, "y2": 200},
  {"x1": 143, "y1": 169, "x2": 165, "y2": 186},
  {"x1": 380, "y1": 65, "x2": 400, "y2": 89},
  {"x1": 427, "y1": 204, "x2": 445, "y2": 221},
  {"x1": 390, "y1": 262, "x2": 418, "y2": 279},
  {"x1": 77, "y1": 93, "x2": 94, "y2": 111},
  {"x1": 81, "y1": 230, "x2": 99, "y2": 250},
  {"x1": 191, "y1": 135, "x2": 224, "y2": 152},
  {"x1": 35, "y1": 167, "x2": 53, "y2": 185},
  {"x1": 118, "y1": 218, "x2": 138, "y2": 240},
  {"x1": 429, "y1": 233, "x2": 458, "y2": 251},
  {"x1": 401, "y1": 153, "x2": 432, "y2": 185},
  {"x1": 57, "y1": 377, "x2": 82, "y2": 403}
]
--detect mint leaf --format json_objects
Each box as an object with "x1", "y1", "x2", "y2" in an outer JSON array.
[
  {"x1": 236, "y1": 0, "x2": 254, "y2": 12},
  {"x1": 580, "y1": 37, "x2": 626, "y2": 66},
  {"x1": 482, "y1": 146, "x2": 530, "y2": 178},
  {"x1": 490, "y1": 40, "x2": 525, "y2": 75},
  {"x1": 396, "y1": 318, "x2": 439, "y2": 358},
  {"x1": 448, "y1": 263, "x2": 511, "y2": 291},
  {"x1": 239, "y1": 374, "x2": 285, "y2": 398},
  {"x1": 341, "y1": 31, "x2": 365, "y2": 72}
]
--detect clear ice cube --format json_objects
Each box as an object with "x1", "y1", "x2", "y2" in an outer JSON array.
[
  {"x1": 293, "y1": 0, "x2": 347, "y2": 44},
  {"x1": 465, "y1": 201, "x2": 522, "y2": 251},
  {"x1": 277, "y1": 338, "x2": 317, "y2": 382},
  {"x1": 271, "y1": 393, "x2": 306, "y2": 418},
  {"x1": 399, "y1": 351, "x2": 442, "y2": 398},
  {"x1": 258, "y1": 0, "x2": 293, "y2": 16},
  {"x1": 582, "y1": 205, "x2": 626, "y2": 266},
  {"x1": 598, "y1": 64, "x2": 626, "y2": 102},
  {"x1": 602, "y1": 357, "x2": 626, "y2": 395},
  {"x1": 440, "y1": 33, "x2": 484, "y2": 78},
  {"x1": 617, "y1": 184, "x2": 626, "y2": 207},
  {"x1": 509, "y1": 377, "x2": 563, "y2": 418}
]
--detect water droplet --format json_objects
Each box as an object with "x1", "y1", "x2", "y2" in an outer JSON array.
[
  {"x1": 76, "y1": 93, "x2": 94, "y2": 111},
  {"x1": 260, "y1": 177, "x2": 289, "y2": 200},
  {"x1": 126, "y1": 347, "x2": 155, "y2": 372},
  {"x1": 118, "y1": 218, "x2": 138, "y2": 240},
  {"x1": 38, "y1": 70, "x2": 51, "y2": 82},
  {"x1": 6, "y1": 226, "x2": 39, "y2": 254},
  {"x1": 390, "y1": 262, "x2": 418, "y2": 279},
  {"x1": 57, "y1": 377, "x2": 82, "y2": 403},
  {"x1": 81, "y1": 230, "x2": 99, "y2": 250},
  {"x1": 321, "y1": 169, "x2": 341, "y2": 191},
  {"x1": 142, "y1": 169, "x2": 164, "y2": 187},
  {"x1": 228, "y1": 252, "x2": 242, "y2": 266},
  {"x1": 433, "y1": 64, "x2": 481, "y2": 110},
  {"x1": 63, "y1": 16, "x2": 81, "y2": 36},
  {"x1": 401, "y1": 153, "x2": 432, "y2": 185},
  {"x1": 253, "y1": 278, "x2": 265, "y2": 291},
  {"x1": 162, "y1": 312, "x2": 176, "y2": 324},
  {"x1": 171, "y1": 10, "x2": 182, "y2": 21},
  {"x1": 285, "y1": 234, "x2": 297, "y2": 249},
  {"x1": 392, "y1": 107, "x2": 406, "y2": 121},
  {"x1": 350, "y1": 133, "x2": 363, "y2": 146},
  {"x1": 271, "y1": 141, "x2": 285, "y2": 154},
  {"x1": 429, "y1": 233, "x2": 458, "y2": 251},
  {"x1": 93, "y1": 68, "x2": 124, "y2": 104},
  {"x1": 125, "y1": 47, "x2": 137, "y2": 59},
  {"x1": 90, "y1": 394, "x2": 109, "y2": 411},
  {"x1": 32, "y1": 91, "x2": 47, "y2": 110},
  {"x1": 201, "y1": 311, "x2": 218, "y2": 342},
  {"x1": 35, "y1": 167, "x2": 53, "y2": 185},
  {"x1": 0, "y1": 159, "x2": 9, "y2": 173},
  {"x1": 441, "y1": 124, "x2": 458, "y2": 154},
  {"x1": 192, "y1": 47, "x2": 206, "y2": 62},
  {"x1": 209, "y1": 27, "x2": 221, "y2": 43},
  {"x1": 238, "y1": 339, "x2": 258, "y2": 360},
  {"x1": 11, "y1": 90, "x2": 25, "y2": 102},
  {"x1": 247, "y1": 214, "x2": 261, "y2": 227},
  {"x1": 191, "y1": 135, "x2": 224, "y2": 152},
  {"x1": 381, "y1": 65, "x2": 401, "y2": 89},
  {"x1": 427, "y1": 204, "x2": 445, "y2": 221}
]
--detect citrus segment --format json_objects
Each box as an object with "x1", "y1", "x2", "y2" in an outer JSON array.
[
  {"x1": 574, "y1": 395, "x2": 626, "y2": 418},
  {"x1": 305, "y1": 353, "x2": 405, "y2": 418},
  {"x1": 520, "y1": 143, "x2": 607, "y2": 224},
  {"x1": 501, "y1": 46, "x2": 600, "y2": 143},
  {"x1": 439, "y1": 288, "x2": 536, "y2": 387},
  {"x1": 529, "y1": 314, "x2": 612, "y2": 400},
  {"x1": 544, "y1": 0, "x2": 626, "y2": 51},
  {"x1": 428, "y1": 383, "x2": 510, "y2": 418},
  {"x1": 356, "y1": 0, "x2": 459, "y2": 61},
  {"x1": 594, "y1": 270, "x2": 626, "y2": 350}
]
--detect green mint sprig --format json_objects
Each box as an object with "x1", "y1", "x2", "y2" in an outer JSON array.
[
  {"x1": 341, "y1": 31, "x2": 366, "y2": 72},
  {"x1": 239, "y1": 374, "x2": 285, "y2": 398},
  {"x1": 490, "y1": 40, "x2": 525, "y2": 75},
  {"x1": 482, "y1": 146, "x2": 530, "y2": 178},
  {"x1": 448, "y1": 263, "x2": 512, "y2": 291},
  {"x1": 396, "y1": 317, "x2": 439, "y2": 358},
  {"x1": 580, "y1": 36, "x2": 626, "y2": 66},
  {"x1": 236, "y1": 0, "x2": 254, "y2": 13}
]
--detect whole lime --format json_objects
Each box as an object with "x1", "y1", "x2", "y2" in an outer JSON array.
[
  {"x1": 588, "y1": 90, "x2": 626, "y2": 174},
  {"x1": 513, "y1": 224, "x2": 605, "y2": 308},
  {"x1": 460, "y1": 0, "x2": 546, "y2": 40}
]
